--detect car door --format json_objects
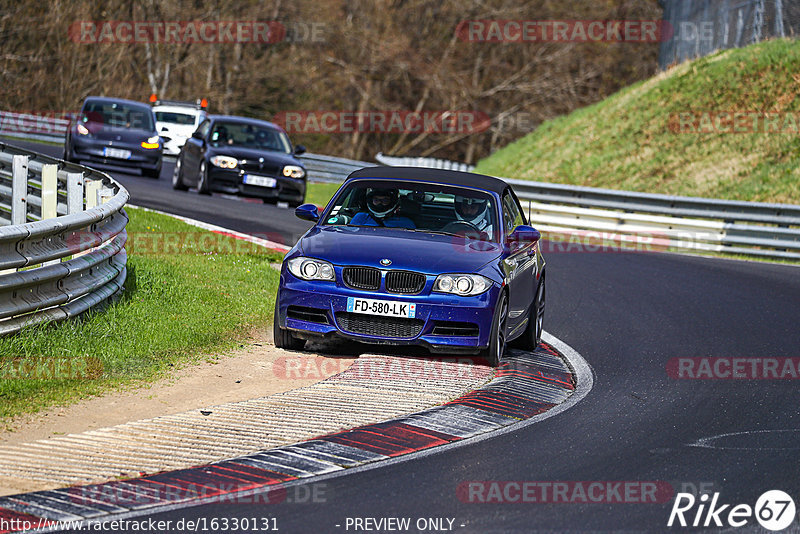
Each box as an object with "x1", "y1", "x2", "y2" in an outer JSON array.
[
  {"x1": 182, "y1": 118, "x2": 211, "y2": 186},
  {"x1": 501, "y1": 189, "x2": 536, "y2": 335}
]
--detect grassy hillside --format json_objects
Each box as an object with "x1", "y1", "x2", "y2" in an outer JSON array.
[{"x1": 475, "y1": 39, "x2": 800, "y2": 205}]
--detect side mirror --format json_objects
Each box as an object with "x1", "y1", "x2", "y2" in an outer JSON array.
[
  {"x1": 295, "y1": 203, "x2": 319, "y2": 222},
  {"x1": 160, "y1": 126, "x2": 169, "y2": 132},
  {"x1": 191, "y1": 130, "x2": 203, "y2": 140},
  {"x1": 294, "y1": 144, "x2": 307, "y2": 155},
  {"x1": 508, "y1": 225, "x2": 541, "y2": 248}
]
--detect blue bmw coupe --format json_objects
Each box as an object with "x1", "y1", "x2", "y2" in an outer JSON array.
[{"x1": 274, "y1": 166, "x2": 545, "y2": 366}]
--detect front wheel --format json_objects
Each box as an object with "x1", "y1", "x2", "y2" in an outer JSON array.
[
  {"x1": 197, "y1": 160, "x2": 211, "y2": 195},
  {"x1": 172, "y1": 156, "x2": 188, "y2": 190},
  {"x1": 273, "y1": 298, "x2": 305, "y2": 351},
  {"x1": 512, "y1": 273, "x2": 546, "y2": 351},
  {"x1": 482, "y1": 292, "x2": 508, "y2": 367}
]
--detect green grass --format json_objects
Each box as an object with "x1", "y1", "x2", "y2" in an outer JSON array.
[
  {"x1": 475, "y1": 39, "x2": 800, "y2": 205},
  {"x1": 305, "y1": 182, "x2": 343, "y2": 208},
  {"x1": 0, "y1": 207, "x2": 284, "y2": 423}
]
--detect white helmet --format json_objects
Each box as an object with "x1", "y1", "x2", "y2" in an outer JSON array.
[
  {"x1": 366, "y1": 188, "x2": 399, "y2": 219},
  {"x1": 454, "y1": 195, "x2": 488, "y2": 226}
]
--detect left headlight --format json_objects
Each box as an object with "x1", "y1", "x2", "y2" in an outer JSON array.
[
  {"x1": 210, "y1": 155, "x2": 238, "y2": 169},
  {"x1": 282, "y1": 165, "x2": 306, "y2": 179},
  {"x1": 433, "y1": 274, "x2": 492, "y2": 296},
  {"x1": 141, "y1": 136, "x2": 160, "y2": 149},
  {"x1": 287, "y1": 257, "x2": 335, "y2": 281}
]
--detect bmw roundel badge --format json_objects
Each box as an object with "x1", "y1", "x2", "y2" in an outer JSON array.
[{"x1": 380, "y1": 258, "x2": 392, "y2": 266}]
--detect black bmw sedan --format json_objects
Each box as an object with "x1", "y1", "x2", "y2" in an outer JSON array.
[
  {"x1": 64, "y1": 96, "x2": 163, "y2": 178},
  {"x1": 172, "y1": 115, "x2": 307, "y2": 206}
]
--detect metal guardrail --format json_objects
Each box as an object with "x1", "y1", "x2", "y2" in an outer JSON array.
[
  {"x1": 0, "y1": 141, "x2": 129, "y2": 336},
  {"x1": 298, "y1": 151, "x2": 800, "y2": 261},
  {"x1": 1, "y1": 111, "x2": 797, "y2": 261},
  {"x1": 375, "y1": 152, "x2": 475, "y2": 172}
]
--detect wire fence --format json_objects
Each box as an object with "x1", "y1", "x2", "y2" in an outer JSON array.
[{"x1": 659, "y1": 0, "x2": 800, "y2": 69}]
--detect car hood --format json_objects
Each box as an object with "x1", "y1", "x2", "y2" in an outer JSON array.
[
  {"x1": 208, "y1": 146, "x2": 300, "y2": 166},
  {"x1": 298, "y1": 226, "x2": 503, "y2": 275}
]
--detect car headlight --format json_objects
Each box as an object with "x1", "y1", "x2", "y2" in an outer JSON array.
[
  {"x1": 77, "y1": 124, "x2": 89, "y2": 135},
  {"x1": 433, "y1": 274, "x2": 492, "y2": 296},
  {"x1": 210, "y1": 155, "x2": 238, "y2": 169},
  {"x1": 287, "y1": 257, "x2": 335, "y2": 281},
  {"x1": 141, "y1": 135, "x2": 160, "y2": 149},
  {"x1": 282, "y1": 165, "x2": 305, "y2": 179}
]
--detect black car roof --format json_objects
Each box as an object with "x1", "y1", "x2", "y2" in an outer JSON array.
[
  {"x1": 208, "y1": 115, "x2": 283, "y2": 131},
  {"x1": 346, "y1": 166, "x2": 509, "y2": 194},
  {"x1": 82, "y1": 96, "x2": 152, "y2": 110}
]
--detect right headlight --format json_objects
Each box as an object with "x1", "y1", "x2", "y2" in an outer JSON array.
[
  {"x1": 210, "y1": 155, "x2": 238, "y2": 169},
  {"x1": 433, "y1": 274, "x2": 492, "y2": 296},
  {"x1": 287, "y1": 257, "x2": 335, "y2": 281},
  {"x1": 282, "y1": 165, "x2": 306, "y2": 179}
]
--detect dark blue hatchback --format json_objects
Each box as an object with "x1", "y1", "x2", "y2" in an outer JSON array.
[{"x1": 274, "y1": 166, "x2": 546, "y2": 366}]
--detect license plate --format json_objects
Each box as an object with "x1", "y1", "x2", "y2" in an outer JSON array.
[
  {"x1": 347, "y1": 297, "x2": 416, "y2": 318},
  {"x1": 243, "y1": 174, "x2": 277, "y2": 188},
  {"x1": 103, "y1": 147, "x2": 131, "y2": 159}
]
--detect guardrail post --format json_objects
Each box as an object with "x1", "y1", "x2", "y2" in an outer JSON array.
[
  {"x1": 11, "y1": 155, "x2": 28, "y2": 225},
  {"x1": 85, "y1": 179, "x2": 101, "y2": 209},
  {"x1": 98, "y1": 188, "x2": 114, "y2": 205},
  {"x1": 41, "y1": 164, "x2": 58, "y2": 219},
  {"x1": 66, "y1": 172, "x2": 83, "y2": 214},
  {"x1": 41, "y1": 164, "x2": 59, "y2": 266}
]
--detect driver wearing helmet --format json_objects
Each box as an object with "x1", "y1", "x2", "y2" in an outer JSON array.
[
  {"x1": 454, "y1": 195, "x2": 491, "y2": 233},
  {"x1": 350, "y1": 187, "x2": 415, "y2": 229}
]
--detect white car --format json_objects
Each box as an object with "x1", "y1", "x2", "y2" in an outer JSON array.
[{"x1": 151, "y1": 98, "x2": 208, "y2": 156}]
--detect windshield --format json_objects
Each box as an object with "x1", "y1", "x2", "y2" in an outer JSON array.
[
  {"x1": 323, "y1": 180, "x2": 499, "y2": 242},
  {"x1": 209, "y1": 121, "x2": 292, "y2": 153},
  {"x1": 155, "y1": 111, "x2": 197, "y2": 126},
  {"x1": 81, "y1": 101, "x2": 155, "y2": 131}
]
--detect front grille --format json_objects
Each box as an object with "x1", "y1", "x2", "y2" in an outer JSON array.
[
  {"x1": 286, "y1": 306, "x2": 329, "y2": 324},
  {"x1": 343, "y1": 267, "x2": 381, "y2": 290},
  {"x1": 240, "y1": 161, "x2": 282, "y2": 175},
  {"x1": 336, "y1": 312, "x2": 423, "y2": 339},
  {"x1": 431, "y1": 321, "x2": 480, "y2": 337},
  {"x1": 385, "y1": 270, "x2": 426, "y2": 294}
]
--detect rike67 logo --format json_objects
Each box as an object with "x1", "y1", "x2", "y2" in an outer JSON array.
[{"x1": 668, "y1": 490, "x2": 797, "y2": 531}]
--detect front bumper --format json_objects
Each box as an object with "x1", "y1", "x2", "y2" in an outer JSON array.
[
  {"x1": 276, "y1": 270, "x2": 500, "y2": 354},
  {"x1": 70, "y1": 137, "x2": 162, "y2": 171},
  {"x1": 207, "y1": 166, "x2": 306, "y2": 203}
]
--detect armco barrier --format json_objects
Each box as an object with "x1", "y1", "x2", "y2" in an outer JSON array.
[
  {"x1": 1, "y1": 110, "x2": 797, "y2": 261},
  {"x1": 300, "y1": 151, "x2": 800, "y2": 261},
  {"x1": 0, "y1": 141, "x2": 128, "y2": 336}
]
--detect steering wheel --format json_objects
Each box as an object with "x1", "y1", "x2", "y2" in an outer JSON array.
[{"x1": 441, "y1": 220, "x2": 482, "y2": 235}]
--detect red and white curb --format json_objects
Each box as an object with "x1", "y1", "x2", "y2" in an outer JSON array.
[{"x1": 0, "y1": 334, "x2": 592, "y2": 532}]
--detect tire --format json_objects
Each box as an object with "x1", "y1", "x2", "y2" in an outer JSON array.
[
  {"x1": 197, "y1": 160, "x2": 211, "y2": 195},
  {"x1": 482, "y1": 291, "x2": 508, "y2": 367},
  {"x1": 263, "y1": 198, "x2": 278, "y2": 205},
  {"x1": 273, "y1": 298, "x2": 305, "y2": 351},
  {"x1": 172, "y1": 156, "x2": 188, "y2": 190},
  {"x1": 288, "y1": 200, "x2": 303, "y2": 208},
  {"x1": 512, "y1": 273, "x2": 546, "y2": 351}
]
